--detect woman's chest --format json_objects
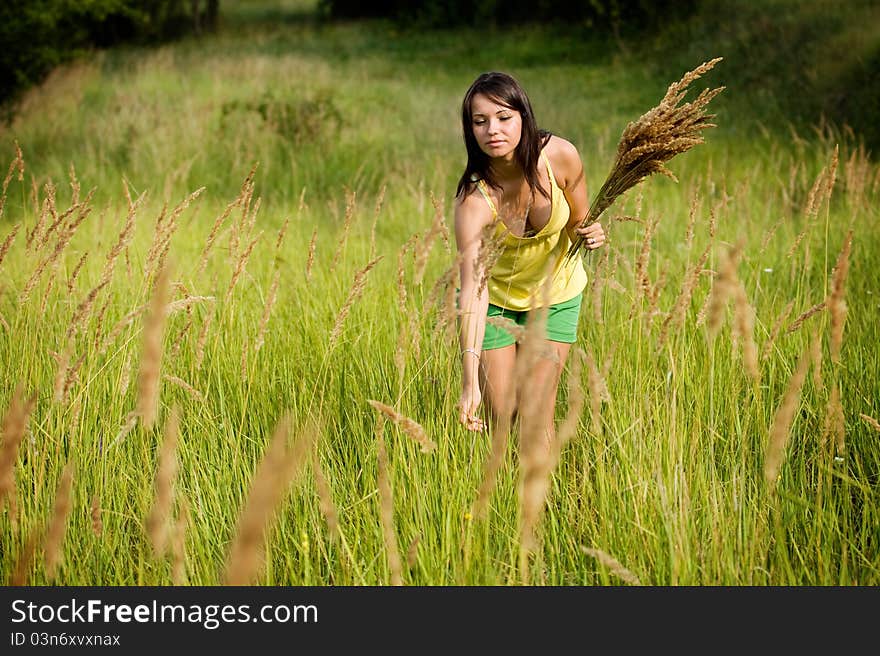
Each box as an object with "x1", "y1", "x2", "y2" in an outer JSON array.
[{"x1": 494, "y1": 184, "x2": 565, "y2": 239}]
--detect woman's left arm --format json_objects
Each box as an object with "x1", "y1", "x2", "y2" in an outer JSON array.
[{"x1": 550, "y1": 137, "x2": 605, "y2": 250}]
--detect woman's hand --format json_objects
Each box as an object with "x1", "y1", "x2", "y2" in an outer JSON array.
[
  {"x1": 575, "y1": 221, "x2": 606, "y2": 250},
  {"x1": 458, "y1": 386, "x2": 486, "y2": 432}
]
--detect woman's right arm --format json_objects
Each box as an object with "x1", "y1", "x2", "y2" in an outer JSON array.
[{"x1": 454, "y1": 191, "x2": 492, "y2": 431}]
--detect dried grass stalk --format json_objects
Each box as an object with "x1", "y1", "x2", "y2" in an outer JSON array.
[
  {"x1": 145, "y1": 187, "x2": 204, "y2": 281},
  {"x1": 169, "y1": 318, "x2": 193, "y2": 359},
  {"x1": 472, "y1": 406, "x2": 512, "y2": 521},
  {"x1": 705, "y1": 242, "x2": 741, "y2": 339},
  {"x1": 98, "y1": 188, "x2": 141, "y2": 292},
  {"x1": 0, "y1": 141, "x2": 24, "y2": 220},
  {"x1": 60, "y1": 353, "x2": 85, "y2": 405},
  {"x1": 859, "y1": 413, "x2": 880, "y2": 433},
  {"x1": 394, "y1": 321, "x2": 409, "y2": 388},
  {"x1": 424, "y1": 254, "x2": 461, "y2": 343},
  {"x1": 556, "y1": 346, "x2": 586, "y2": 452},
  {"x1": 328, "y1": 256, "x2": 383, "y2": 345},
  {"x1": 375, "y1": 418, "x2": 403, "y2": 586},
  {"x1": 10, "y1": 529, "x2": 40, "y2": 586},
  {"x1": 828, "y1": 230, "x2": 853, "y2": 364},
  {"x1": 566, "y1": 58, "x2": 724, "y2": 261},
  {"x1": 0, "y1": 387, "x2": 37, "y2": 515},
  {"x1": 254, "y1": 269, "x2": 280, "y2": 353},
  {"x1": 759, "y1": 215, "x2": 785, "y2": 253},
  {"x1": 330, "y1": 189, "x2": 357, "y2": 273},
  {"x1": 305, "y1": 226, "x2": 318, "y2": 281},
  {"x1": 516, "y1": 281, "x2": 556, "y2": 563},
  {"x1": 684, "y1": 186, "x2": 700, "y2": 249},
  {"x1": 90, "y1": 494, "x2": 103, "y2": 537},
  {"x1": 413, "y1": 192, "x2": 449, "y2": 284},
  {"x1": 194, "y1": 311, "x2": 214, "y2": 370},
  {"x1": 634, "y1": 215, "x2": 660, "y2": 298},
  {"x1": 585, "y1": 347, "x2": 608, "y2": 433},
  {"x1": 227, "y1": 165, "x2": 258, "y2": 259},
  {"x1": 97, "y1": 304, "x2": 146, "y2": 357},
  {"x1": 367, "y1": 400, "x2": 436, "y2": 453},
  {"x1": 786, "y1": 167, "x2": 825, "y2": 258},
  {"x1": 369, "y1": 183, "x2": 386, "y2": 259},
  {"x1": 111, "y1": 411, "x2": 139, "y2": 448},
  {"x1": 786, "y1": 300, "x2": 826, "y2": 334},
  {"x1": 312, "y1": 455, "x2": 340, "y2": 542},
  {"x1": 486, "y1": 314, "x2": 527, "y2": 344},
  {"x1": 20, "y1": 197, "x2": 91, "y2": 304},
  {"x1": 146, "y1": 407, "x2": 180, "y2": 557},
  {"x1": 397, "y1": 234, "x2": 418, "y2": 315},
  {"x1": 582, "y1": 546, "x2": 642, "y2": 585},
  {"x1": 166, "y1": 295, "x2": 215, "y2": 315},
  {"x1": 224, "y1": 413, "x2": 315, "y2": 585},
  {"x1": 657, "y1": 243, "x2": 711, "y2": 349},
  {"x1": 66, "y1": 279, "x2": 110, "y2": 341},
  {"x1": 66, "y1": 250, "x2": 89, "y2": 295},
  {"x1": 732, "y1": 282, "x2": 759, "y2": 381},
  {"x1": 810, "y1": 330, "x2": 824, "y2": 389},
  {"x1": 821, "y1": 383, "x2": 845, "y2": 455},
  {"x1": 171, "y1": 496, "x2": 189, "y2": 585},
  {"x1": 52, "y1": 343, "x2": 73, "y2": 403},
  {"x1": 762, "y1": 300, "x2": 795, "y2": 361},
  {"x1": 136, "y1": 265, "x2": 171, "y2": 429},
  {"x1": 475, "y1": 220, "x2": 505, "y2": 296},
  {"x1": 764, "y1": 344, "x2": 811, "y2": 489},
  {"x1": 44, "y1": 463, "x2": 74, "y2": 580},
  {"x1": 275, "y1": 215, "x2": 290, "y2": 253},
  {"x1": 0, "y1": 223, "x2": 21, "y2": 270},
  {"x1": 406, "y1": 534, "x2": 421, "y2": 570},
  {"x1": 26, "y1": 181, "x2": 54, "y2": 250},
  {"x1": 196, "y1": 196, "x2": 238, "y2": 276},
  {"x1": 224, "y1": 231, "x2": 262, "y2": 304},
  {"x1": 590, "y1": 230, "x2": 612, "y2": 323}
]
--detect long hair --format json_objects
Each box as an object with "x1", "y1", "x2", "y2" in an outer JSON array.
[{"x1": 455, "y1": 71, "x2": 551, "y2": 201}]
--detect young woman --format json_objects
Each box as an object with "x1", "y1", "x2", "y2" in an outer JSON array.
[{"x1": 454, "y1": 71, "x2": 606, "y2": 446}]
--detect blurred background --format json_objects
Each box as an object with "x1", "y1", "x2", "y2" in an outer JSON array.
[{"x1": 2, "y1": 1, "x2": 878, "y2": 201}]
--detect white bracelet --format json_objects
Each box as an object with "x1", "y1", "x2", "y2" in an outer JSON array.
[{"x1": 462, "y1": 348, "x2": 480, "y2": 361}]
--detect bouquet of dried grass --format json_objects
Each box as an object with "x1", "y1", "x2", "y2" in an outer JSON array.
[{"x1": 565, "y1": 57, "x2": 725, "y2": 263}]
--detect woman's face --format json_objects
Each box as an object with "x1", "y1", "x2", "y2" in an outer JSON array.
[{"x1": 470, "y1": 93, "x2": 522, "y2": 161}]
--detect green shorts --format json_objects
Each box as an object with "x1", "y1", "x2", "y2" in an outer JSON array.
[{"x1": 483, "y1": 293, "x2": 583, "y2": 350}]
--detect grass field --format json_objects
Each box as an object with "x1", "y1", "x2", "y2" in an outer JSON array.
[{"x1": 0, "y1": 0, "x2": 878, "y2": 585}]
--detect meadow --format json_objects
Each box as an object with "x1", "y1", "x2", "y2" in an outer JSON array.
[{"x1": 0, "y1": 0, "x2": 878, "y2": 585}]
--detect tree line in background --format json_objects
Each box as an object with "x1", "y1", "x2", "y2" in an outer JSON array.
[
  {"x1": 1, "y1": 0, "x2": 696, "y2": 115},
  {"x1": 2, "y1": 0, "x2": 877, "y2": 152},
  {"x1": 0, "y1": 0, "x2": 219, "y2": 113},
  {"x1": 319, "y1": 0, "x2": 698, "y2": 29}
]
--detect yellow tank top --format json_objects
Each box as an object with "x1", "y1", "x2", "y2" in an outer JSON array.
[{"x1": 477, "y1": 152, "x2": 588, "y2": 311}]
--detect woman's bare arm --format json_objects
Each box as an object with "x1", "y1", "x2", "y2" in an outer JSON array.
[
  {"x1": 548, "y1": 136, "x2": 606, "y2": 249},
  {"x1": 454, "y1": 190, "x2": 493, "y2": 430}
]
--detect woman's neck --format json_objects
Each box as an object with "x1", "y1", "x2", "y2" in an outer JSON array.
[{"x1": 489, "y1": 156, "x2": 523, "y2": 184}]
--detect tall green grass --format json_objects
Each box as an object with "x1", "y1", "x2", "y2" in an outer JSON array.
[{"x1": 0, "y1": 0, "x2": 877, "y2": 585}]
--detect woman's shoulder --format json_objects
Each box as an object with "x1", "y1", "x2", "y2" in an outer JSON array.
[
  {"x1": 454, "y1": 185, "x2": 494, "y2": 228},
  {"x1": 542, "y1": 135, "x2": 583, "y2": 187},
  {"x1": 542, "y1": 135, "x2": 581, "y2": 169}
]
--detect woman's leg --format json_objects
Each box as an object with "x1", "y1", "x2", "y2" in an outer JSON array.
[
  {"x1": 522, "y1": 340, "x2": 572, "y2": 452},
  {"x1": 481, "y1": 341, "x2": 572, "y2": 449},
  {"x1": 480, "y1": 344, "x2": 517, "y2": 428}
]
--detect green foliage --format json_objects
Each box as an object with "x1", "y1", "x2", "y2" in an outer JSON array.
[
  {"x1": 0, "y1": 0, "x2": 211, "y2": 113},
  {"x1": 318, "y1": 0, "x2": 697, "y2": 30},
  {"x1": 220, "y1": 89, "x2": 343, "y2": 146},
  {"x1": 638, "y1": 0, "x2": 880, "y2": 153}
]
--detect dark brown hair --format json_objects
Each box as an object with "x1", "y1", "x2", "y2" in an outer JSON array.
[{"x1": 455, "y1": 71, "x2": 551, "y2": 201}]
